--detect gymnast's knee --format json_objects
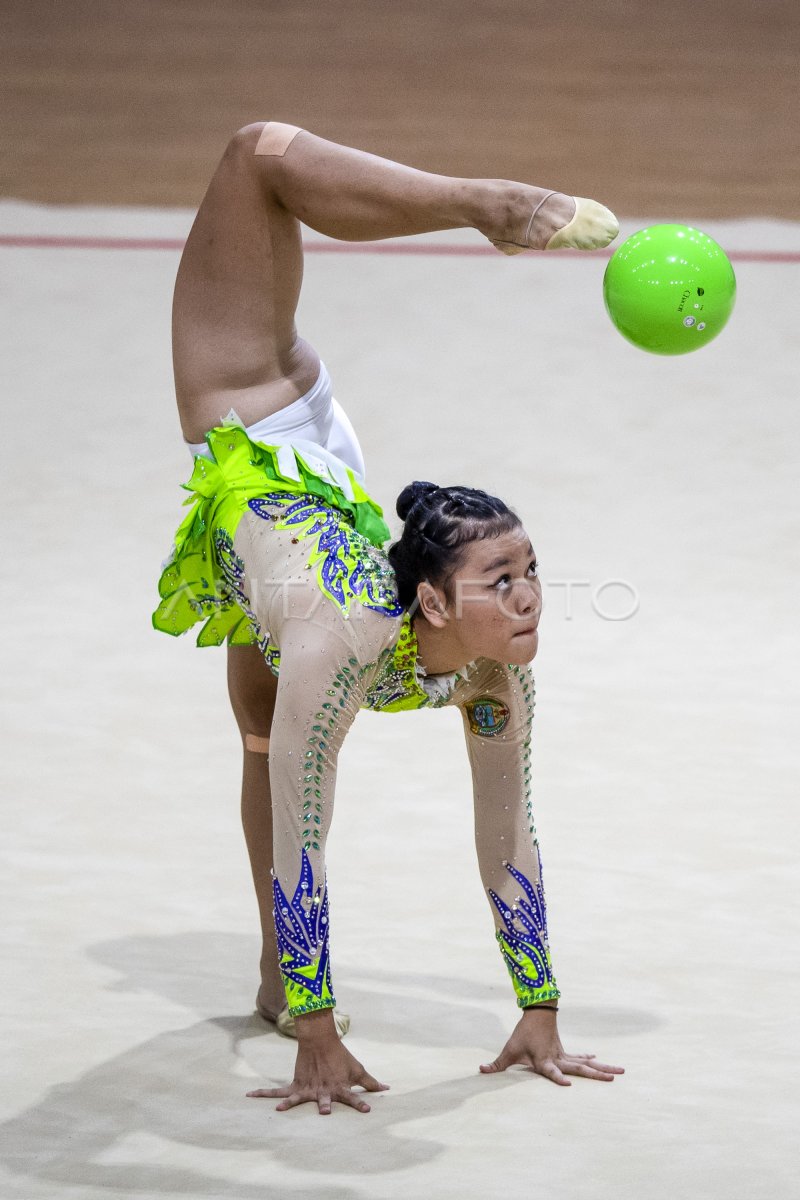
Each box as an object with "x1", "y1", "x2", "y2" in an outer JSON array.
[
  {"x1": 226, "y1": 122, "x2": 267, "y2": 161},
  {"x1": 228, "y1": 121, "x2": 304, "y2": 161}
]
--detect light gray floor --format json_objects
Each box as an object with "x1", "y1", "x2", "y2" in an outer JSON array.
[{"x1": 2, "y1": 201, "x2": 798, "y2": 1198}]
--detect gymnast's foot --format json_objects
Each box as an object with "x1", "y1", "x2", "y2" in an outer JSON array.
[
  {"x1": 484, "y1": 184, "x2": 619, "y2": 253},
  {"x1": 256, "y1": 990, "x2": 351, "y2": 1039}
]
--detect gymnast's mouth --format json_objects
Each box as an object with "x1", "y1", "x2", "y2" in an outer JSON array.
[{"x1": 512, "y1": 623, "x2": 539, "y2": 636}]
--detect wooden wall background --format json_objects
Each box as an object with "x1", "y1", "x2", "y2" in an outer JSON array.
[{"x1": 1, "y1": 0, "x2": 799, "y2": 217}]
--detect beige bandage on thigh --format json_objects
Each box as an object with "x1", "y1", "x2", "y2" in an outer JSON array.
[
  {"x1": 245, "y1": 733, "x2": 270, "y2": 754},
  {"x1": 254, "y1": 122, "x2": 304, "y2": 156}
]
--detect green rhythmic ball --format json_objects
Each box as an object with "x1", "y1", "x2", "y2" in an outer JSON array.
[{"x1": 603, "y1": 224, "x2": 737, "y2": 355}]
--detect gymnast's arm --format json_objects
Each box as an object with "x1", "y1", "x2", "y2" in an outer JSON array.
[
  {"x1": 454, "y1": 659, "x2": 561, "y2": 1011},
  {"x1": 454, "y1": 659, "x2": 625, "y2": 1086},
  {"x1": 247, "y1": 608, "x2": 394, "y2": 1114}
]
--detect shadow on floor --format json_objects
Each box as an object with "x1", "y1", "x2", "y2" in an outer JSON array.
[{"x1": 0, "y1": 931, "x2": 660, "y2": 1195}]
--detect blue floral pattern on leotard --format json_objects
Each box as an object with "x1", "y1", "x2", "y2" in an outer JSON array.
[
  {"x1": 489, "y1": 848, "x2": 560, "y2": 1007},
  {"x1": 213, "y1": 526, "x2": 282, "y2": 672},
  {"x1": 272, "y1": 848, "x2": 334, "y2": 1016},
  {"x1": 249, "y1": 493, "x2": 404, "y2": 619}
]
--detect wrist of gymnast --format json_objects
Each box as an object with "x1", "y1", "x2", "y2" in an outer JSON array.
[{"x1": 293, "y1": 1007, "x2": 338, "y2": 1042}]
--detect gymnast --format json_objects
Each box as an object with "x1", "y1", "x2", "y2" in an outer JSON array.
[{"x1": 153, "y1": 121, "x2": 624, "y2": 1114}]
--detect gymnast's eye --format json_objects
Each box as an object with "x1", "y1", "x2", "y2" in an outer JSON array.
[{"x1": 492, "y1": 560, "x2": 538, "y2": 589}]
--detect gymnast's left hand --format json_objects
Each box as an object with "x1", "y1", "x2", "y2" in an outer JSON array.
[{"x1": 479, "y1": 1007, "x2": 625, "y2": 1086}]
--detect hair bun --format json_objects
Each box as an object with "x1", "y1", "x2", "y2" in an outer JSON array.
[{"x1": 395, "y1": 480, "x2": 440, "y2": 521}]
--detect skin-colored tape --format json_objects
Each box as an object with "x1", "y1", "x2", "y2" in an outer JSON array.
[
  {"x1": 254, "y1": 122, "x2": 304, "y2": 156},
  {"x1": 245, "y1": 733, "x2": 271, "y2": 754}
]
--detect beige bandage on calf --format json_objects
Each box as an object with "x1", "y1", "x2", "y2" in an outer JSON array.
[
  {"x1": 245, "y1": 733, "x2": 271, "y2": 754},
  {"x1": 254, "y1": 122, "x2": 304, "y2": 156}
]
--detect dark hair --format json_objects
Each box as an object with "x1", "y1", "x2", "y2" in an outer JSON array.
[{"x1": 386, "y1": 480, "x2": 522, "y2": 611}]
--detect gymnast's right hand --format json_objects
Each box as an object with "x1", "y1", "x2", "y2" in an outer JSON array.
[{"x1": 246, "y1": 1008, "x2": 390, "y2": 1115}]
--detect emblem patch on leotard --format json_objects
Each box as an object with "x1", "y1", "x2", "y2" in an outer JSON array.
[{"x1": 466, "y1": 696, "x2": 510, "y2": 737}]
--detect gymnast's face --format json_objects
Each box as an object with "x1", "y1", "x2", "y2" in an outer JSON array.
[{"x1": 418, "y1": 524, "x2": 542, "y2": 667}]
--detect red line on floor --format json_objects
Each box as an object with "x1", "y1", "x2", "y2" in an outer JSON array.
[{"x1": 0, "y1": 233, "x2": 799, "y2": 262}]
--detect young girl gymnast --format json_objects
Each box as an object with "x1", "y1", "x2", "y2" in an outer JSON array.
[{"x1": 153, "y1": 121, "x2": 624, "y2": 1114}]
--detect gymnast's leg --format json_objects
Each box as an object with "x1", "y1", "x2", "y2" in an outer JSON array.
[
  {"x1": 246, "y1": 120, "x2": 597, "y2": 247},
  {"x1": 173, "y1": 121, "x2": 617, "y2": 438},
  {"x1": 226, "y1": 645, "x2": 285, "y2": 1022}
]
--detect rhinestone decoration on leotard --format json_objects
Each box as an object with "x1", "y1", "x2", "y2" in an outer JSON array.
[
  {"x1": 361, "y1": 611, "x2": 474, "y2": 712},
  {"x1": 214, "y1": 527, "x2": 282, "y2": 673},
  {"x1": 489, "y1": 849, "x2": 560, "y2": 1007},
  {"x1": 249, "y1": 493, "x2": 403, "y2": 619},
  {"x1": 178, "y1": 537, "x2": 233, "y2": 622},
  {"x1": 272, "y1": 848, "x2": 335, "y2": 1016},
  {"x1": 508, "y1": 663, "x2": 536, "y2": 838},
  {"x1": 302, "y1": 660, "x2": 361, "y2": 847},
  {"x1": 361, "y1": 614, "x2": 421, "y2": 710}
]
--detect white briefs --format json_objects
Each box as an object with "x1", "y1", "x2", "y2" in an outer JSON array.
[{"x1": 183, "y1": 361, "x2": 368, "y2": 495}]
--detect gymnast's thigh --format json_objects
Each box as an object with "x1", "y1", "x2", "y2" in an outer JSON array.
[{"x1": 226, "y1": 642, "x2": 278, "y2": 739}]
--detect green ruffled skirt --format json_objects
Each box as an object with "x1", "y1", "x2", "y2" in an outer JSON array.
[{"x1": 152, "y1": 426, "x2": 392, "y2": 648}]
